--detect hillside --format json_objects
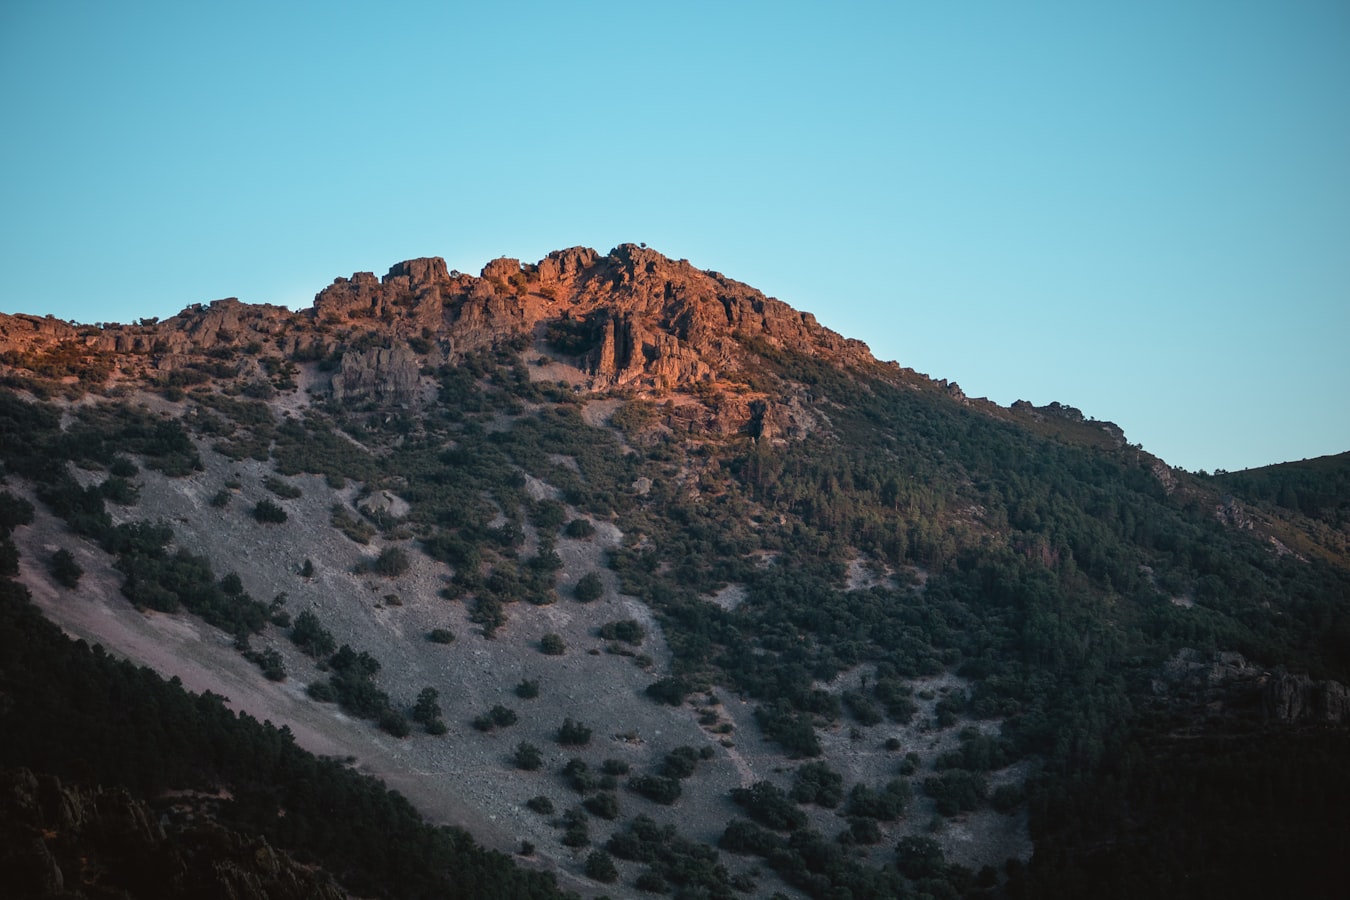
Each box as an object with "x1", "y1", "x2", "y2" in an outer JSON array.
[{"x1": 2, "y1": 245, "x2": 1349, "y2": 899}]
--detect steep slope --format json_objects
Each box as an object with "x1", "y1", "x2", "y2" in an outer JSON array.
[{"x1": 2, "y1": 245, "x2": 1349, "y2": 899}]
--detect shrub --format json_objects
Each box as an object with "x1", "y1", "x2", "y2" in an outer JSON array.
[
  {"x1": 378, "y1": 712, "x2": 407, "y2": 739},
  {"x1": 557, "y1": 718, "x2": 592, "y2": 746},
  {"x1": 896, "y1": 835, "x2": 946, "y2": 880},
  {"x1": 719, "y1": 819, "x2": 783, "y2": 856},
  {"x1": 331, "y1": 504, "x2": 375, "y2": 543},
  {"x1": 413, "y1": 688, "x2": 442, "y2": 725},
  {"x1": 991, "y1": 783, "x2": 1024, "y2": 813},
  {"x1": 601, "y1": 758, "x2": 630, "y2": 776},
  {"x1": 526, "y1": 795, "x2": 554, "y2": 814},
  {"x1": 661, "y1": 746, "x2": 702, "y2": 779},
  {"x1": 252, "y1": 498, "x2": 287, "y2": 524},
  {"x1": 290, "y1": 610, "x2": 336, "y2": 658},
  {"x1": 514, "y1": 678, "x2": 540, "y2": 699},
  {"x1": 564, "y1": 518, "x2": 595, "y2": 538},
  {"x1": 573, "y1": 571, "x2": 603, "y2": 603},
  {"x1": 428, "y1": 628, "x2": 455, "y2": 644},
  {"x1": 645, "y1": 676, "x2": 692, "y2": 707},
  {"x1": 49, "y1": 549, "x2": 82, "y2": 588},
  {"x1": 530, "y1": 499, "x2": 568, "y2": 532},
  {"x1": 370, "y1": 546, "x2": 410, "y2": 577},
  {"x1": 210, "y1": 489, "x2": 231, "y2": 508},
  {"x1": 791, "y1": 761, "x2": 844, "y2": 808},
  {"x1": 515, "y1": 742, "x2": 543, "y2": 771},
  {"x1": 560, "y1": 806, "x2": 590, "y2": 847},
  {"x1": 846, "y1": 816, "x2": 883, "y2": 845},
  {"x1": 843, "y1": 690, "x2": 884, "y2": 726},
  {"x1": 628, "y1": 774, "x2": 681, "y2": 805},
  {"x1": 585, "y1": 849, "x2": 618, "y2": 883},
  {"x1": 730, "y1": 781, "x2": 806, "y2": 831},
  {"x1": 562, "y1": 758, "x2": 596, "y2": 793},
  {"x1": 599, "y1": 619, "x2": 645, "y2": 644},
  {"x1": 472, "y1": 705, "x2": 518, "y2": 733},
  {"x1": 846, "y1": 779, "x2": 912, "y2": 821},
  {"x1": 922, "y1": 770, "x2": 987, "y2": 816},
  {"x1": 540, "y1": 633, "x2": 565, "y2": 655},
  {"x1": 584, "y1": 792, "x2": 620, "y2": 821},
  {"x1": 754, "y1": 702, "x2": 821, "y2": 757},
  {"x1": 245, "y1": 647, "x2": 286, "y2": 682},
  {"x1": 635, "y1": 871, "x2": 668, "y2": 893},
  {"x1": 263, "y1": 476, "x2": 302, "y2": 499}
]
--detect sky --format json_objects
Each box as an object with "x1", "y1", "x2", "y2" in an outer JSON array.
[{"x1": 1, "y1": 1, "x2": 1346, "y2": 474}]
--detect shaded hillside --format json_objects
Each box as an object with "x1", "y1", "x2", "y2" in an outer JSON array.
[
  {"x1": 0, "y1": 578, "x2": 575, "y2": 900},
  {"x1": 2, "y1": 245, "x2": 1349, "y2": 898},
  {"x1": 1209, "y1": 453, "x2": 1350, "y2": 568}
]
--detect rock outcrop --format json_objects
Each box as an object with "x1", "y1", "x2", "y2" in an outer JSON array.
[
  {"x1": 331, "y1": 346, "x2": 421, "y2": 404},
  {"x1": 2, "y1": 244, "x2": 879, "y2": 401},
  {"x1": 0, "y1": 768, "x2": 347, "y2": 900},
  {"x1": 1154, "y1": 648, "x2": 1350, "y2": 725},
  {"x1": 1263, "y1": 670, "x2": 1350, "y2": 724}
]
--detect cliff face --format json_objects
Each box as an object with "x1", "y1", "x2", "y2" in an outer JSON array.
[
  {"x1": 0, "y1": 244, "x2": 876, "y2": 405},
  {"x1": 1154, "y1": 649, "x2": 1350, "y2": 725},
  {"x1": 308, "y1": 243, "x2": 875, "y2": 392}
]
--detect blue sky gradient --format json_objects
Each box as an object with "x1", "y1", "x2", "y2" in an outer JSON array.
[{"x1": 2, "y1": 1, "x2": 1346, "y2": 472}]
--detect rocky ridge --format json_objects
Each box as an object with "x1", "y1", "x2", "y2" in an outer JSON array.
[{"x1": 1, "y1": 244, "x2": 874, "y2": 404}]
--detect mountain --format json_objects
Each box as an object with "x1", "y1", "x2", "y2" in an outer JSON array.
[{"x1": 2, "y1": 245, "x2": 1348, "y2": 899}]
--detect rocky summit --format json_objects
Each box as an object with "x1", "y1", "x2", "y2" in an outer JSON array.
[
  {"x1": 1, "y1": 245, "x2": 1348, "y2": 900},
  {"x1": 2, "y1": 244, "x2": 869, "y2": 401}
]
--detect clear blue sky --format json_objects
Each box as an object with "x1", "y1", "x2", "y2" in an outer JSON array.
[{"x1": 2, "y1": 1, "x2": 1346, "y2": 473}]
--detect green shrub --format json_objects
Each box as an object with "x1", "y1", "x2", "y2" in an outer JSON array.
[
  {"x1": 791, "y1": 761, "x2": 844, "y2": 808},
  {"x1": 515, "y1": 742, "x2": 543, "y2": 770},
  {"x1": 573, "y1": 571, "x2": 603, "y2": 603},
  {"x1": 263, "y1": 476, "x2": 302, "y2": 499},
  {"x1": 331, "y1": 504, "x2": 375, "y2": 543},
  {"x1": 370, "y1": 546, "x2": 410, "y2": 577},
  {"x1": 564, "y1": 518, "x2": 595, "y2": 538},
  {"x1": 252, "y1": 498, "x2": 287, "y2": 524},
  {"x1": 49, "y1": 549, "x2": 83, "y2": 588},
  {"x1": 730, "y1": 781, "x2": 805, "y2": 831},
  {"x1": 599, "y1": 619, "x2": 645, "y2": 644},
  {"x1": 846, "y1": 778, "x2": 912, "y2": 821},
  {"x1": 412, "y1": 688, "x2": 442, "y2": 725},
  {"x1": 379, "y1": 709, "x2": 411, "y2": 737},
  {"x1": 290, "y1": 610, "x2": 336, "y2": 658},
  {"x1": 645, "y1": 676, "x2": 692, "y2": 706},
  {"x1": 601, "y1": 758, "x2": 630, "y2": 776},
  {"x1": 540, "y1": 633, "x2": 565, "y2": 655},
  {"x1": 557, "y1": 718, "x2": 592, "y2": 746},
  {"x1": 661, "y1": 746, "x2": 702, "y2": 779},
  {"x1": 585, "y1": 849, "x2": 618, "y2": 882},
  {"x1": 628, "y1": 774, "x2": 681, "y2": 805}
]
